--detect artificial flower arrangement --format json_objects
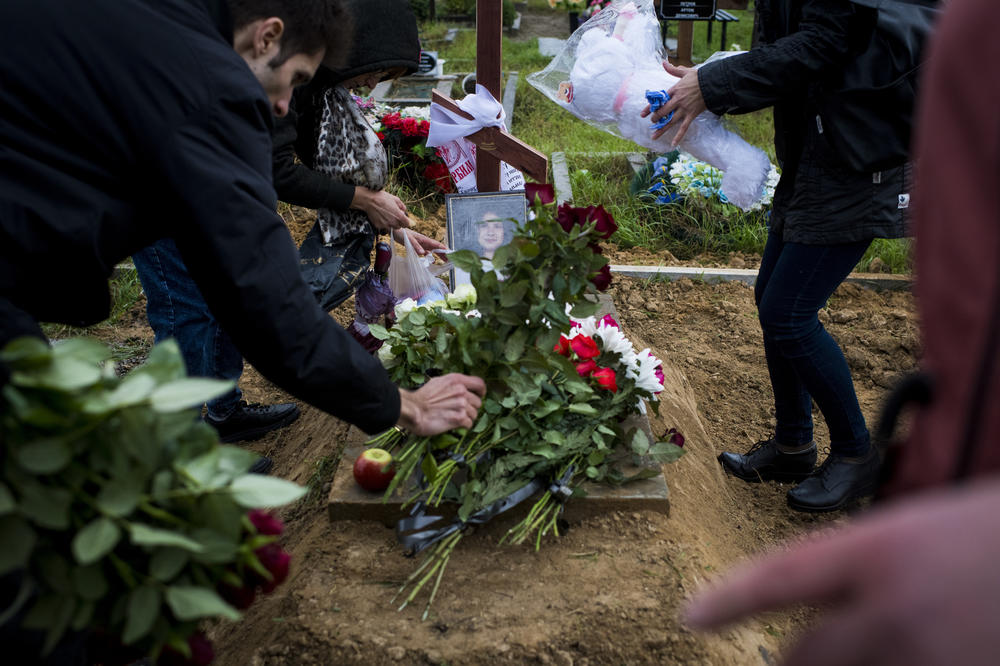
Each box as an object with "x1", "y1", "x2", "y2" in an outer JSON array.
[
  {"x1": 366, "y1": 184, "x2": 686, "y2": 617},
  {"x1": 648, "y1": 151, "x2": 781, "y2": 213},
  {"x1": 0, "y1": 339, "x2": 305, "y2": 664},
  {"x1": 365, "y1": 100, "x2": 454, "y2": 196},
  {"x1": 581, "y1": 0, "x2": 615, "y2": 18}
]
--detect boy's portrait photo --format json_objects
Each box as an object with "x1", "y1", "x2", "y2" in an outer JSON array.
[{"x1": 446, "y1": 191, "x2": 527, "y2": 286}]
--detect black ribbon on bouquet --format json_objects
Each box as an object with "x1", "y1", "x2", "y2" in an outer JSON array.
[{"x1": 396, "y1": 465, "x2": 576, "y2": 557}]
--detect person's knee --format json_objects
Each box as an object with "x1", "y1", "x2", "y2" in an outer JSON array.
[{"x1": 757, "y1": 298, "x2": 818, "y2": 343}]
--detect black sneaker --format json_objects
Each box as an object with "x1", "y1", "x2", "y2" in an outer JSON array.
[
  {"x1": 787, "y1": 447, "x2": 881, "y2": 513},
  {"x1": 205, "y1": 401, "x2": 300, "y2": 443},
  {"x1": 718, "y1": 438, "x2": 817, "y2": 483}
]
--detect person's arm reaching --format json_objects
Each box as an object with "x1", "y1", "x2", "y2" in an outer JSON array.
[{"x1": 156, "y1": 98, "x2": 479, "y2": 435}]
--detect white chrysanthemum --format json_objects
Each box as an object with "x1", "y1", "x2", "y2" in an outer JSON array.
[
  {"x1": 394, "y1": 297, "x2": 418, "y2": 318},
  {"x1": 568, "y1": 315, "x2": 598, "y2": 339},
  {"x1": 633, "y1": 348, "x2": 664, "y2": 395},
  {"x1": 596, "y1": 323, "x2": 637, "y2": 367}
]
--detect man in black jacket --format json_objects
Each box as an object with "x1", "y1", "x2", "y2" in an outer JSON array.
[
  {"x1": 645, "y1": 0, "x2": 912, "y2": 512},
  {"x1": 0, "y1": 0, "x2": 485, "y2": 442}
]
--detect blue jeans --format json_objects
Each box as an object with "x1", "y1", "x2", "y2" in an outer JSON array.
[
  {"x1": 133, "y1": 239, "x2": 242, "y2": 419},
  {"x1": 755, "y1": 231, "x2": 871, "y2": 456}
]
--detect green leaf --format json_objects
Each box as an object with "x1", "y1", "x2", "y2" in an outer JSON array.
[
  {"x1": 499, "y1": 282, "x2": 528, "y2": 309},
  {"x1": 50, "y1": 337, "x2": 112, "y2": 365},
  {"x1": 149, "y1": 378, "x2": 234, "y2": 413},
  {"x1": 649, "y1": 442, "x2": 686, "y2": 464},
  {"x1": 16, "y1": 437, "x2": 73, "y2": 474},
  {"x1": 38, "y1": 553, "x2": 72, "y2": 594},
  {"x1": 0, "y1": 482, "x2": 16, "y2": 515},
  {"x1": 0, "y1": 516, "x2": 36, "y2": 575},
  {"x1": 123, "y1": 586, "x2": 161, "y2": 644},
  {"x1": 198, "y1": 494, "x2": 244, "y2": 541},
  {"x1": 0, "y1": 575, "x2": 33, "y2": 626},
  {"x1": 229, "y1": 474, "x2": 307, "y2": 508},
  {"x1": 542, "y1": 430, "x2": 566, "y2": 446},
  {"x1": 165, "y1": 586, "x2": 240, "y2": 621},
  {"x1": 150, "y1": 548, "x2": 189, "y2": 582},
  {"x1": 96, "y1": 476, "x2": 145, "y2": 517},
  {"x1": 568, "y1": 402, "x2": 599, "y2": 416},
  {"x1": 132, "y1": 339, "x2": 186, "y2": 382},
  {"x1": 368, "y1": 324, "x2": 389, "y2": 340},
  {"x1": 585, "y1": 465, "x2": 600, "y2": 479},
  {"x1": 73, "y1": 564, "x2": 109, "y2": 601},
  {"x1": 102, "y1": 372, "x2": 158, "y2": 409},
  {"x1": 12, "y1": 356, "x2": 102, "y2": 391},
  {"x1": 129, "y1": 523, "x2": 204, "y2": 552},
  {"x1": 0, "y1": 336, "x2": 51, "y2": 366},
  {"x1": 421, "y1": 453, "x2": 440, "y2": 483},
  {"x1": 72, "y1": 517, "x2": 121, "y2": 564},
  {"x1": 569, "y1": 300, "x2": 599, "y2": 318},
  {"x1": 70, "y1": 602, "x2": 95, "y2": 632},
  {"x1": 19, "y1": 484, "x2": 72, "y2": 529},
  {"x1": 630, "y1": 429, "x2": 650, "y2": 456},
  {"x1": 449, "y1": 249, "x2": 481, "y2": 272},
  {"x1": 189, "y1": 528, "x2": 239, "y2": 564},
  {"x1": 504, "y1": 327, "x2": 528, "y2": 363}
]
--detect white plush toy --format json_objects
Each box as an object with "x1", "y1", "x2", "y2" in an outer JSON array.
[{"x1": 529, "y1": 0, "x2": 772, "y2": 210}]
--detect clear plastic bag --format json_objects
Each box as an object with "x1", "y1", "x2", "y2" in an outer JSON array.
[
  {"x1": 388, "y1": 231, "x2": 449, "y2": 305},
  {"x1": 526, "y1": 0, "x2": 772, "y2": 210}
]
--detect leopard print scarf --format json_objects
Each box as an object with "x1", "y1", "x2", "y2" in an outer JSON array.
[{"x1": 313, "y1": 86, "x2": 387, "y2": 244}]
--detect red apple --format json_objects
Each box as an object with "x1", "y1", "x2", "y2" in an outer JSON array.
[{"x1": 352, "y1": 448, "x2": 396, "y2": 491}]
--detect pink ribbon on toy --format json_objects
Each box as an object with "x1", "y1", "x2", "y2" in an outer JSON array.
[{"x1": 613, "y1": 73, "x2": 634, "y2": 114}]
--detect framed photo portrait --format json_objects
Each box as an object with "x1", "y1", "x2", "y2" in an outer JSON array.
[{"x1": 445, "y1": 191, "x2": 528, "y2": 287}]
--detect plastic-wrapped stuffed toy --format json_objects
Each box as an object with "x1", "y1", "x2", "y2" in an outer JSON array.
[{"x1": 528, "y1": 0, "x2": 772, "y2": 210}]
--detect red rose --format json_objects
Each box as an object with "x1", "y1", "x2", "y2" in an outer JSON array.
[
  {"x1": 556, "y1": 203, "x2": 585, "y2": 234},
  {"x1": 418, "y1": 119, "x2": 430, "y2": 137},
  {"x1": 422, "y1": 162, "x2": 453, "y2": 193},
  {"x1": 591, "y1": 263, "x2": 612, "y2": 291},
  {"x1": 381, "y1": 112, "x2": 402, "y2": 128},
  {"x1": 554, "y1": 335, "x2": 571, "y2": 356},
  {"x1": 401, "y1": 117, "x2": 419, "y2": 137},
  {"x1": 592, "y1": 367, "x2": 617, "y2": 392},
  {"x1": 586, "y1": 204, "x2": 617, "y2": 240},
  {"x1": 525, "y1": 183, "x2": 555, "y2": 206},
  {"x1": 667, "y1": 427, "x2": 685, "y2": 448},
  {"x1": 569, "y1": 335, "x2": 600, "y2": 360},
  {"x1": 218, "y1": 581, "x2": 256, "y2": 610},
  {"x1": 254, "y1": 543, "x2": 291, "y2": 593},
  {"x1": 575, "y1": 359, "x2": 597, "y2": 377},
  {"x1": 247, "y1": 509, "x2": 283, "y2": 536},
  {"x1": 187, "y1": 632, "x2": 215, "y2": 666},
  {"x1": 376, "y1": 131, "x2": 385, "y2": 142}
]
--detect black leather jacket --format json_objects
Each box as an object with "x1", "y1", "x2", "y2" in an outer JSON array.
[{"x1": 0, "y1": 0, "x2": 400, "y2": 432}]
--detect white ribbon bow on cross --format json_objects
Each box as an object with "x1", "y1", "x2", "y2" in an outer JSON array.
[{"x1": 426, "y1": 84, "x2": 505, "y2": 147}]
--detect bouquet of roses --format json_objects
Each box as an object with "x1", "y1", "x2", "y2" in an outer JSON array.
[
  {"x1": 373, "y1": 105, "x2": 453, "y2": 196},
  {"x1": 0, "y1": 338, "x2": 305, "y2": 664},
  {"x1": 581, "y1": 0, "x2": 614, "y2": 18},
  {"x1": 366, "y1": 185, "x2": 685, "y2": 617}
]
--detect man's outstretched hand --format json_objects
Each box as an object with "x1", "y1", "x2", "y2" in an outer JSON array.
[
  {"x1": 641, "y1": 62, "x2": 706, "y2": 145},
  {"x1": 684, "y1": 479, "x2": 1000, "y2": 666},
  {"x1": 397, "y1": 373, "x2": 486, "y2": 436}
]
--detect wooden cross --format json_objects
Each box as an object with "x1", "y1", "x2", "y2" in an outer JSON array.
[{"x1": 430, "y1": 1, "x2": 548, "y2": 191}]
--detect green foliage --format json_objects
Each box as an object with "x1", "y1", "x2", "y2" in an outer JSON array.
[
  {"x1": 371, "y1": 200, "x2": 684, "y2": 615},
  {"x1": 0, "y1": 338, "x2": 305, "y2": 659}
]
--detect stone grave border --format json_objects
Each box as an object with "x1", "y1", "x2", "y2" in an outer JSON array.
[{"x1": 550, "y1": 150, "x2": 913, "y2": 292}]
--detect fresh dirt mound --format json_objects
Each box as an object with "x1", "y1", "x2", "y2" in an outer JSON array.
[{"x1": 211, "y1": 266, "x2": 919, "y2": 664}]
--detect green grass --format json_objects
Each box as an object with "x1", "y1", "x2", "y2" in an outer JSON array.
[{"x1": 420, "y1": 2, "x2": 912, "y2": 273}]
